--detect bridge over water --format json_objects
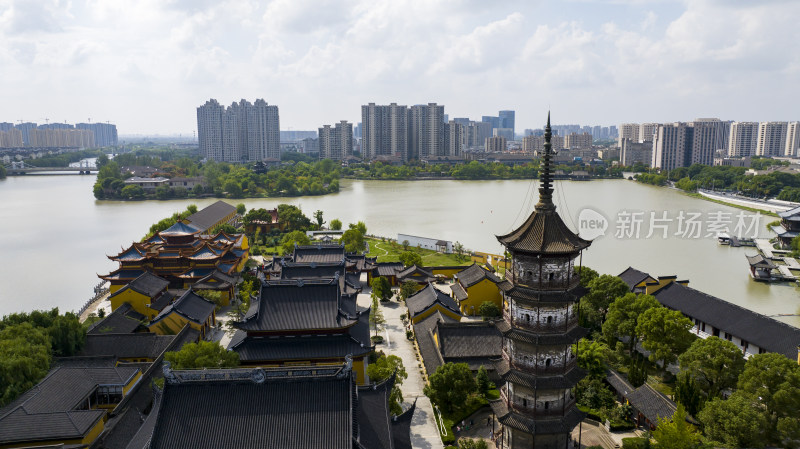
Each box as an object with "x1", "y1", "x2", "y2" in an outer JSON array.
[{"x1": 3, "y1": 161, "x2": 98, "y2": 175}]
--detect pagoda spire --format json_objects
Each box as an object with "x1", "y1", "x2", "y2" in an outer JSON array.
[{"x1": 536, "y1": 112, "x2": 555, "y2": 211}]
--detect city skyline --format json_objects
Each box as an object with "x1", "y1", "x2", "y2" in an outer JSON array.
[{"x1": 2, "y1": 1, "x2": 799, "y2": 135}]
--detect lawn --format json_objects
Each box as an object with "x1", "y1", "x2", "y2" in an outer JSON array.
[{"x1": 366, "y1": 238, "x2": 473, "y2": 266}]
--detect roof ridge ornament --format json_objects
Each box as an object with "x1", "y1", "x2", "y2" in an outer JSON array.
[{"x1": 535, "y1": 112, "x2": 556, "y2": 212}]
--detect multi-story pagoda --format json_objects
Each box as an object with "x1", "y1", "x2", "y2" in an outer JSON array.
[{"x1": 491, "y1": 114, "x2": 591, "y2": 449}]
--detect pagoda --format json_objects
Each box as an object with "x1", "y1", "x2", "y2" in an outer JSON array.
[{"x1": 490, "y1": 113, "x2": 591, "y2": 449}]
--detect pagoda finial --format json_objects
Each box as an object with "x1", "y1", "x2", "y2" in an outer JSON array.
[{"x1": 536, "y1": 112, "x2": 555, "y2": 210}]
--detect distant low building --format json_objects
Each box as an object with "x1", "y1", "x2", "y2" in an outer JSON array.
[
  {"x1": 397, "y1": 233, "x2": 452, "y2": 253},
  {"x1": 123, "y1": 176, "x2": 169, "y2": 191}
]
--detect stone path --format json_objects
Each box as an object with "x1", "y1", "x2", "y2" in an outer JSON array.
[{"x1": 359, "y1": 289, "x2": 444, "y2": 449}]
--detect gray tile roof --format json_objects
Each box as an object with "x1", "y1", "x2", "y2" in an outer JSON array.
[
  {"x1": 280, "y1": 262, "x2": 346, "y2": 279},
  {"x1": 236, "y1": 279, "x2": 359, "y2": 332},
  {"x1": 605, "y1": 369, "x2": 634, "y2": 397},
  {"x1": 455, "y1": 264, "x2": 501, "y2": 288},
  {"x1": 490, "y1": 399, "x2": 585, "y2": 435},
  {"x1": 80, "y1": 333, "x2": 175, "y2": 360},
  {"x1": 145, "y1": 365, "x2": 408, "y2": 449},
  {"x1": 496, "y1": 207, "x2": 590, "y2": 255},
  {"x1": 185, "y1": 200, "x2": 236, "y2": 231},
  {"x1": 405, "y1": 283, "x2": 461, "y2": 319},
  {"x1": 412, "y1": 311, "x2": 459, "y2": 374},
  {"x1": 374, "y1": 262, "x2": 404, "y2": 277},
  {"x1": 0, "y1": 366, "x2": 140, "y2": 445},
  {"x1": 151, "y1": 290, "x2": 215, "y2": 326},
  {"x1": 293, "y1": 244, "x2": 347, "y2": 264},
  {"x1": 451, "y1": 282, "x2": 468, "y2": 301},
  {"x1": 231, "y1": 313, "x2": 372, "y2": 362},
  {"x1": 437, "y1": 322, "x2": 502, "y2": 359},
  {"x1": 87, "y1": 303, "x2": 147, "y2": 334},
  {"x1": 125, "y1": 272, "x2": 170, "y2": 298},
  {"x1": 626, "y1": 383, "x2": 677, "y2": 424},
  {"x1": 653, "y1": 282, "x2": 800, "y2": 359},
  {"x1": 618, "y1": 267, "x2": 654, "y2": 291},
  {"x1": 396, "y1": 265, "x2": 435, "y2": 283},
  {"x1": 391, "y1": 401, "x2": 415, "y2": 449}
]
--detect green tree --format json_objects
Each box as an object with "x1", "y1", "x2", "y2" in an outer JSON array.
[
  {"x1": 401, "y1": 239, "x2": 410, "y2": 251},
  {"x1": 371, "y1": 276, "x2": 393, "y2": 302},
  {"x1": 674, "y1": 372, "x2": 703, "y2": 416},
  {"x1": 678, "y1": 336, "x2": 745, "y2": 400},
  {"x1": 367, "y1": 354, "x2": 408, "y2": 415},
  {"x1": 628, "y1": 355, "x2": 648, "y2": 388},
  {"x1": 277, "y1": 204, "x2": 311, "y2": 231},
  {"x1": 476, "y1": 365, "x2": 492, "y2": 397},
  {"x1": 155, "y1": 184, "x2": 172, "y2": 200},
  {"x1": 192, "y1": 184, "x2": 205, "y2": 196},
  {"x1": 584, "y1": 275, "x2": 630, "y2": 323},
  {"x1": 313, "y1": 210, "x2": 325, "y2": 228},
  {"x1": 349, "y1": 221, "x2": 367, "y2": 235},
  {"x1": 47, "y1": 313, "x2": 85, "y2": 357},
  {"x1": 341, "y1": 228, "x2": 365, "y2": 253},
  {"x1": 675, "y1": 177, "x2": 699, "y2": 192},
  {"x1": 698, "y1": 392, "x2": 770, "y2": 447},
  {"x1": 575, "y1": 377, "x2": 616, "y2": 410},
  {"x1": 636, "y1": 306, "x2": 694, "y2": 370},
  {"x1": 398, "y1": 280, "x2": 418, "y2": 301},
  {"x1": 369, "y1": 295, "x2": 386, "y2": 337},
  {"x1": 243, "y1": 208, "x2": 273, "y2": 225},
  {"x1": 121, "y1": 184, "x2": 145, "y2": 200},
  {"x1": 478, "y1": 301, "x2": 501, "y2": 319},
  {"x1": 398, "y1": 251, "x2": 423, "y2": 267},
  {"x1": 223, "y1": 180, "x2": 242, "y2": 198},
  {"x1": 187, "y1": 204, "x2": 198, "y2": 214},
  {"x1": 735, "y1": 352, "x2": 800, "y2": 445},
  {"x1": 280, "y1": 230, "x2": 311, "y2": 255},
  {"x1": 236, "y1": 203, "x2": 246, "y2": 215},
  {"x1": 423, "y1": 362, "x2": 477, "y2": 414},
  {"x1": 574, "y1": 339, "x2": 609, "y2": 378},
  {"x1": 651, "y1": 404, "x2": 703, "y2": 449},
  {"x1": 457, "y1": 439, "x2": 488, "y2": 449},
  {"x1": 330, "y1": 218, "x2": 342, "y2": 230},
  {"x1": 0, "y1": 323, "x2": 51, "y2": 406},
  {"x1": 0, "y1": 165, "x2": 7, "y2": 179},
  {"x1": 453, "y1": 241, "x2": 468, "y2": 262},
  {"x1": 164, "y1": 341, "x2": 239, "y2": 369},
  {"x1": 602, "y1": 293, "x2": 659, "y2": 351},
  {"x1": 575, "y1": 265, "x2": 599, "y2": 288}
]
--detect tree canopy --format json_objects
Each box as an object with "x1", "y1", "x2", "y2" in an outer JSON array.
[
  {"x1": 602, "y1": 293, "x2": 659, "y2": 351},
  {"x1": 423, "y1": 362, "x2": 477, "y2": 414},
  {"x1": 651, "y1": 405, "x2": 703, "y2": 449},
  {"x1": 635, "y1": 306, "x2": 694, "y2": 369},
  {"x1": 164, "y1": 341, "x2": 239, "y2": 369},
  {"x1": 371, "y1": 276, "x2": 393, "y2": 302},
  {"x1": 398, "y1": 251, "x2": 423, "y2": 267},
  {"x1": 366, "y1": 353, "x2": 408, "y2": 415},
  {"x1": 678, "y1": 336, "x2": 745, "y2": 400}
]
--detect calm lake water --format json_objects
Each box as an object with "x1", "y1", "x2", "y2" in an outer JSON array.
[{"x1": 1, "y1": 175, "x2": 798, "y2": 326}]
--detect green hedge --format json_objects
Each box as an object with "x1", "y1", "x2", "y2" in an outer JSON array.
[{"x1": 622, "y1": 437, "x2": 650, "y2": 449}]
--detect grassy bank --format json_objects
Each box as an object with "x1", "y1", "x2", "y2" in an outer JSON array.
[
  {"x1": 365, "y1": 237, "x2": 473, "y2": 266},
  {"x1": 682, "y1": 191, "x2": 779, "y2": 217}
]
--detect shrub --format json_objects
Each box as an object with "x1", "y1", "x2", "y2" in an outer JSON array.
[{"x1": 622, "y1": 437, "x2": 650, "y2": 449}]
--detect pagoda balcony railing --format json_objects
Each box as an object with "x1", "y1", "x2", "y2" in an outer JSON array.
[
  {"x1": 502, "y1": 350, "x2": 578, "y2": 376},
  {"x1": 504, "y1": 270, "x2": 580, "y2": 291},
  {"x1": 502, "y1": 310, "x2": 579, "y2": 333},
  {"x1": 500, "y1": 389, "x2": 577, "y2": 418}
]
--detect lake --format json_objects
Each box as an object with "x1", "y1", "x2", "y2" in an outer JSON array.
[{"x1": 0, "y1": 175, "x2": 797, "y2": 326}]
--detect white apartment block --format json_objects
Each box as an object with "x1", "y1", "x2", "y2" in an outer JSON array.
[
  {"x1": 690, "y1": 118, "x2": 727, "y2": 166},
  {"x1": 564, "y1": 132, "x2": 593, "y2": 150},
  {"x1": 652, "y1": 123, "x2": 690, "y2": 171},
  {"x1": 197, "y1": 98, "x2": 280, "y2": 162},
  {"x1": 485, "y1": 136, "x2": 507, "y2": 152},
  {"x1": 728, "y1": 122, "x2": 759, "y2": 157},
  {"x1": 361, "y1": 103, "x2": 409, "y2": 161},
  {"x1": 409, "y1": 103, "x2": 445, "y2": 159},
  {"x1": 756, "y1": 121, "x2": 788, "y2": 157},
  {"x1": 618, "y1": 123, "x2": 640, "y2": 147},
  {"x1": 319, "y1": 121, "x2": 353, "y2": 161},
  {"x1": 620, "y1": 139, "x2": 653, "y2": 167},
  {"x1": 638, "y1": 123, "x2": 659, "y2": 143},
  {"x1": 445, "y1": 121, "x2": 465, "y2": 157},
  {"x1": 786, "y1": 122, "x2": 800, "y2": 157}
]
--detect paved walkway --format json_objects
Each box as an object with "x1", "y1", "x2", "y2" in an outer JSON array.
[{"x1": 359, "y1": 289, "x2": 444, "y2": 449}]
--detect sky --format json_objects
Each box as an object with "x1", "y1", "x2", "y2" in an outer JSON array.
[{"x1": 1, "y1": 0, "x2": 799, "y2": 136}]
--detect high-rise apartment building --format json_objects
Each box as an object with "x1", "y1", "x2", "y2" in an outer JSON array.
[
  {"x1": 786, "y1": 122, "x2": 800, "y2": 157},
  {"x1": 15, "y1": 122, "x2": 38, "y2": 146},
  {"x1": 620, "y1": 139, "x2": 652, "y2": 167},
  {"x1": 485, "y1": 136, "x2": 507, "y2": 152},
  {"x1": 75, "y1": 123, "x2": 118, "y2": 146},
  {"x1": 361, "y1": 103, "x2": 409, "y2": 161},
  {"x1": 409, "y1": 103, "x2": 445, "y2": 159},
  {"x1": 28, "y1": 128, "x2": 95, "y2": 148},
  {"x1": 444, "y1": 120, "x2": 465, "y2": 157},
  {"x1": 689, "y1": 118, "x2": 727, "y2": 166},
  {"x1": 638, "y1": 123, "x2": 659, "y2": 143},
  {"x1": 523, "y1": 135, "x2": 564, "y2": 153},
  {"x1": 197, "y1": 98, "x2": 280, "y2": 162},
  {"x1": 652, "y1": 123, "x2": 692, "y2": 171},
  {"x1": 728, "y1": 122, "x2": 759, "y2": 157},
  {"x1": 493, "y1": 128, "x2": 515, "y2": 141},
  {"x1": 0, "y1": 129, "x2": 23, "y2": 148},
  {"x1": 618, "y1": 123, "x2": 640, "y2": 147},
  {"x1": 756, "y1": 122, "x2": 788, "y2": 157},
  {"x1": 564, "y1": 132, "x2": 593, "y2": 150},
  {"x1": 318, "y1": 121, "x2": 353, "y2": 161},
  {"x1": 466, "y1": 121, "x2": 493, "y2": 149}
]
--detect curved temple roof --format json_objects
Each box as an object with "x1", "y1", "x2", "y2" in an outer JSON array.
[{"x1": 496, "y1": 113, "x2": 591, "y2": 255}]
